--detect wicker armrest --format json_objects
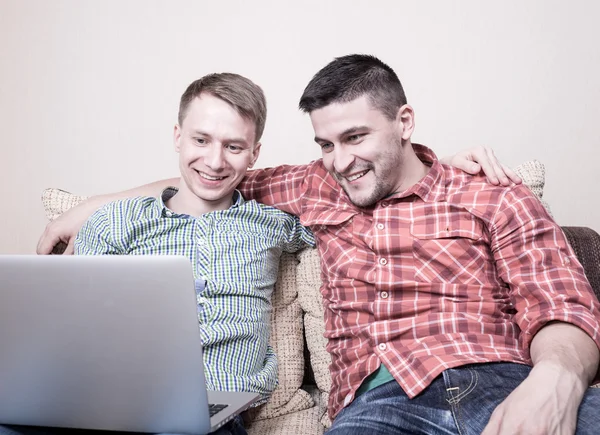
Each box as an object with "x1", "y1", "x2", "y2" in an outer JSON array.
[{"x1": 562, "y1": 226, "x2": 600, "y2": 300}]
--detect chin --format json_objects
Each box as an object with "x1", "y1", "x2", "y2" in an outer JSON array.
[{"x1": 347, "y1": 195, "x2": 372, "y2": 208}]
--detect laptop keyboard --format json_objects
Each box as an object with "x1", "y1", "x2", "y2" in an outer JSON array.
[{"x1": 209, "y1": 403, "x2": 229, "y2": 417}]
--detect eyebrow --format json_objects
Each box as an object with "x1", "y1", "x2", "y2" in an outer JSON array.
[
  {"x1": 314, "y1": 126, "x2": 370, "y2": 144},
  {"x1": 193, "y1": 130, "x2": 250, "y2": 146}
]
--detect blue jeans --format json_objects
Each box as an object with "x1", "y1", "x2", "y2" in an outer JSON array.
[
  {"x1": 0, "y1": 415, "x2": 246, "y2": 435},
  {"x1": 326, "y1": 362, "x2": 600, "y2": 435}
]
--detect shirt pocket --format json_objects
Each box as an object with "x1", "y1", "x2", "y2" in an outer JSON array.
[
  {"x1": 302, "y1": 208, "x2": 358, "y2": 281},
  {"x1": 410, "y1": 212, "x2": 487, "y2": 284}
]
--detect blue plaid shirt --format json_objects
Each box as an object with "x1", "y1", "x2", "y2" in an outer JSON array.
[{"x1": 75, "y1": 187, "x2": 314, "y2": 399}]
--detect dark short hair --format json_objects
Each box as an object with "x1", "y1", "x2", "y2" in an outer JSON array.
[
  {"x1": 299, "y1": 54, "x2": 407, "y2": 120},
  {"x1": 178, "y1": 73, "x2": 267, "y2": 142}
]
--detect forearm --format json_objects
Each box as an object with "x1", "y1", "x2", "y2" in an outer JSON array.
[
  {"x1": 95, "y1": 177, "x2": 179, "y2": 204},
  {"x1": 481, "y1": 321, "x2": 596, "y2": 434},
  {"x1": 37, "y1": 177, "x2": 180, "y2": 255},
  {"x1": 240, "y1": 166, "x2": 307, "y2": 215},
  {"x1": 77, "y1": 178, "x2": 179, "y2": 213},
  {"x1": 530, "y1": 321, "x2": 600, "y2": 388}
]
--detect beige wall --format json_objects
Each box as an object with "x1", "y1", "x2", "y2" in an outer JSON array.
[{"x1": 1, "y1": 0, "x2": 599, "y2": 254}]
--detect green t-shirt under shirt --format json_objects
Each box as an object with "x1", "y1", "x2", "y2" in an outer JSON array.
[{"x1": 355, "y1": 364, "x2": 396, "y2": 397}]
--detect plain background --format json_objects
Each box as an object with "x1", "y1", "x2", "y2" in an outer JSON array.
[{"x1": 1, "y1": 0, "x2": 599, "y2": 254}]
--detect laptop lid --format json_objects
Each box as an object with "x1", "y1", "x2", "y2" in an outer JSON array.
[{"x1": 0, "y1": 255, "x2": 257, "y2": 434}]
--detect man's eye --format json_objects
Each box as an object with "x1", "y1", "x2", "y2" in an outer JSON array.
[
  {"x1": 196, "y1": 138, "x2": 206, "y2": 145},
  {"x1": 348, "y1": 134, "x2": 363, "y2": 142},
  {"x1": 226, "y1": 144, "x2": 241, "y2": 153},
  {"x1": 320, "y1": 143, "x2": 333, "y2": 152}
]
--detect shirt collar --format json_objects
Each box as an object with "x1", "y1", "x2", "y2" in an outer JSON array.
[{"x1": 157, "y1": 187, "x2": 245, "y2": 218}]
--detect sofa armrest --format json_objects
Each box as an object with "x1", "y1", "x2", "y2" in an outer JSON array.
[{"x1": 562, "y1": 226, "x2": 600, "y2": 300}]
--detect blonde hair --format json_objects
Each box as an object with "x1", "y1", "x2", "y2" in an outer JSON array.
[{"x1": 178, "y1": 73, "x2": 267, "y2": 142}]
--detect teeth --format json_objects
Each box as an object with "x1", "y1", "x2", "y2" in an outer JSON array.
[
  {"x1": 346, "y1": 170, "x2": 368, "y2": 182},
  {"x1": 197, "y1": 171, "x2": 224, "y2": 181}
]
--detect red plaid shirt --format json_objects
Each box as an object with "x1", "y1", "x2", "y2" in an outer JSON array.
[{"x1": 240, "y1": 144, "x2": 600, "y2": 419}]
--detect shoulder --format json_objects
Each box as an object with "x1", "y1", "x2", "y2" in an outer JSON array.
[
  {"x1": 98, "y1": 196, "x2": 161, "y2": 221},
  {"x1": 442, "y1": 165, "x2": 545, "y2": 220},
  {"x1": 240, "y1": 198, "x2": 299, "y2": 221},
  {"x1": 229, "y1": 199, "x2": 303, "y2": 235}
]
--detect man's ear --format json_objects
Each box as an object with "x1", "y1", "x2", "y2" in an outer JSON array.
[
  {"x1": 173, "y1": 124, "x2": 182, "y2": 152},
  {"x1": 396, "y1": 104, "x2": 415, "y2": 141},
  {"x1": 248, "y1": 142, "x2": 262, "y2": 168}
]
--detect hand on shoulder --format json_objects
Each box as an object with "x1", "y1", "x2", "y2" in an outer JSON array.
[{"x1": 441, "y1": 146, "x2": 522, "y2": 186}]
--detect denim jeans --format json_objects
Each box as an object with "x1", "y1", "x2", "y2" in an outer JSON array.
[
  {"x1": 0, "y1": 415, "x2": 246, "y2": 435},
  {"x1": 326, "y1": 362, "x2": 600, "y2": 435}
]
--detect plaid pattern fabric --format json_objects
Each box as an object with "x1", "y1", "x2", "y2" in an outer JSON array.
[
  {"x1": 75, "y1": 188, "x2": 314, "y2": 400},
  {"x1": 240, "y1": 144, "x2": 600, "y2": 419}
]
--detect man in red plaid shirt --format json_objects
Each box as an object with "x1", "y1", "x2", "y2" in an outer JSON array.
[{"x1": 240, "y1": 55, "x2": 600, "y2": 434}]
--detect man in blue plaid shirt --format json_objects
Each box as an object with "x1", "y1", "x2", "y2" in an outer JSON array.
[{"x1": 1, "y1": 73, "x2": 313, "y2": 435}]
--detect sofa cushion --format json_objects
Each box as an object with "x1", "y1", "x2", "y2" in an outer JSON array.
[
  {"x1": 512, "y1": 159, "x2": 552, "y2": 214},
  {"x1": 297, "y1": 247, "x2": 332, "y2": 428},
  {"x1": 42, "y1": 188, "x2": 89, "y2": 220},
  {"x1": 40, "y1": 188, "x2": 314, "y2": 421}
]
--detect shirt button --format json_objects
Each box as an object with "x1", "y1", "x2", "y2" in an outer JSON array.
[
  {"x1": 380, "y1": 291, "x2": 389, "y2": 299},
  {"x1": 376, "y1": 223, "x2": 384, "y2": 230},
  {"x1": 381, "y1": 202, "x2": 388, "y2": 207},
  {"x1": 378, "y1": 343, "x2": 387, "y2": 351},
  {"x1": 344, "y1": 394, "x2": 353, "y2": 406},
  {"x1": 379, "y1": 258, "x2": 388, "y2": 266},
  {"x1": 165, "y1": 211, "x2": 173, "y2": 217}
]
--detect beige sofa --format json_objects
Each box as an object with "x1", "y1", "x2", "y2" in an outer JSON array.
[{"x1": 41, "y1": 160, "x2": 600, "y2": 434}]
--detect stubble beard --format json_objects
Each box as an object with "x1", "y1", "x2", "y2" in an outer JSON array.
[
  {"x1": 334, "y1": 134, "x2": 405, "y2": 208},
  {"x1": 333, "y1": 163, "x2": 387, "y2": 208}
]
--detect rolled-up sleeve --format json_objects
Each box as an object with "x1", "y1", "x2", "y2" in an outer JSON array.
[{"x1": 490, "y1": 184, "x2": 600, "y2": 354}]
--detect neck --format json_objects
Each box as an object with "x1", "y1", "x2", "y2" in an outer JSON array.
[
  {"x1": 394, "y1": 141, "x2": 430, "y2": 192},
  {"x1": 166, "y1": 184, "x2": 233, "y2": 217}
]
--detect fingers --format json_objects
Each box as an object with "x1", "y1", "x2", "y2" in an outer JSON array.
[
  {"x1": 447, "y1": 153, "x2": 481, "y2": 174},
  {"x1": 481, "y1": 407, "x2": 504, "y2": 435},
  {"x1": 501, "y1": 164, "x2": 522, "y2": 185},
  {"x1": 36, "y1": 222, "x2": 74, "y2": 255},
  {"x1": 36, "y1": 225, "x2": 56, "y2": 255},
  {"x1": 475, "y1": 147, "x2": 519, "y2": 187},
  {"x1": 443, "y1": 146, "x2": 520, "y2": 187},
  {"x1": 489, "y1": 148, "x2": 506, "y2": 185},
  {"x1": 65, "y1": 238, "x2": 75, "y2": 255},
  {"x1": 476, "y1": 147, "x2": 501, "y2": 185}
]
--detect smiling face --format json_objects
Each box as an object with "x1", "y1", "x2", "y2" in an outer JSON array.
[
  {"x1": 311, "y1": 95, "x2": 416, "y2": 207},
  {"x1": 174, "y1": 93, "x2": 260, "y2": 214}
]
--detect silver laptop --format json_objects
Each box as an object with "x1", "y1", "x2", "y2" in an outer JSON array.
[{"x1": 0, "y1": 255, "x2": 260, "y2": 434}]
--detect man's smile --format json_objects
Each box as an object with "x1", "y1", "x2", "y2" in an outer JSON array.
[
  {"x1": 345, "y1": 169, "x2": 370, "y2": 183},
  {"x1": 194, "y1": 169, "x2": 227, "y2": 181}
]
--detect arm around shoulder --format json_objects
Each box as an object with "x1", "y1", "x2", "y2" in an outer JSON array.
[{"x1": 37, "y1": 177, "x2": 178, "y2": 255}]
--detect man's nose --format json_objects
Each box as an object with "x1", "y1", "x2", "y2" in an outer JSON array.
[
  {"x1": 205, "y1": 145, "x2": 225, "y2": 170},
  {"x1": 333, "y1": 146, "x2": 355, "y2": 175}
]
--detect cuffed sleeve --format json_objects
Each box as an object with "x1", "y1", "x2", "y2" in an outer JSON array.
[{"x1": 490, "y1": 184, "x2": 600, "y2": 356}]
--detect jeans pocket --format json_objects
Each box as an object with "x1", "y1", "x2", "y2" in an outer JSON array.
[{"x1": 443, "y1": 363, "x2": 531, "y2": 435}]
